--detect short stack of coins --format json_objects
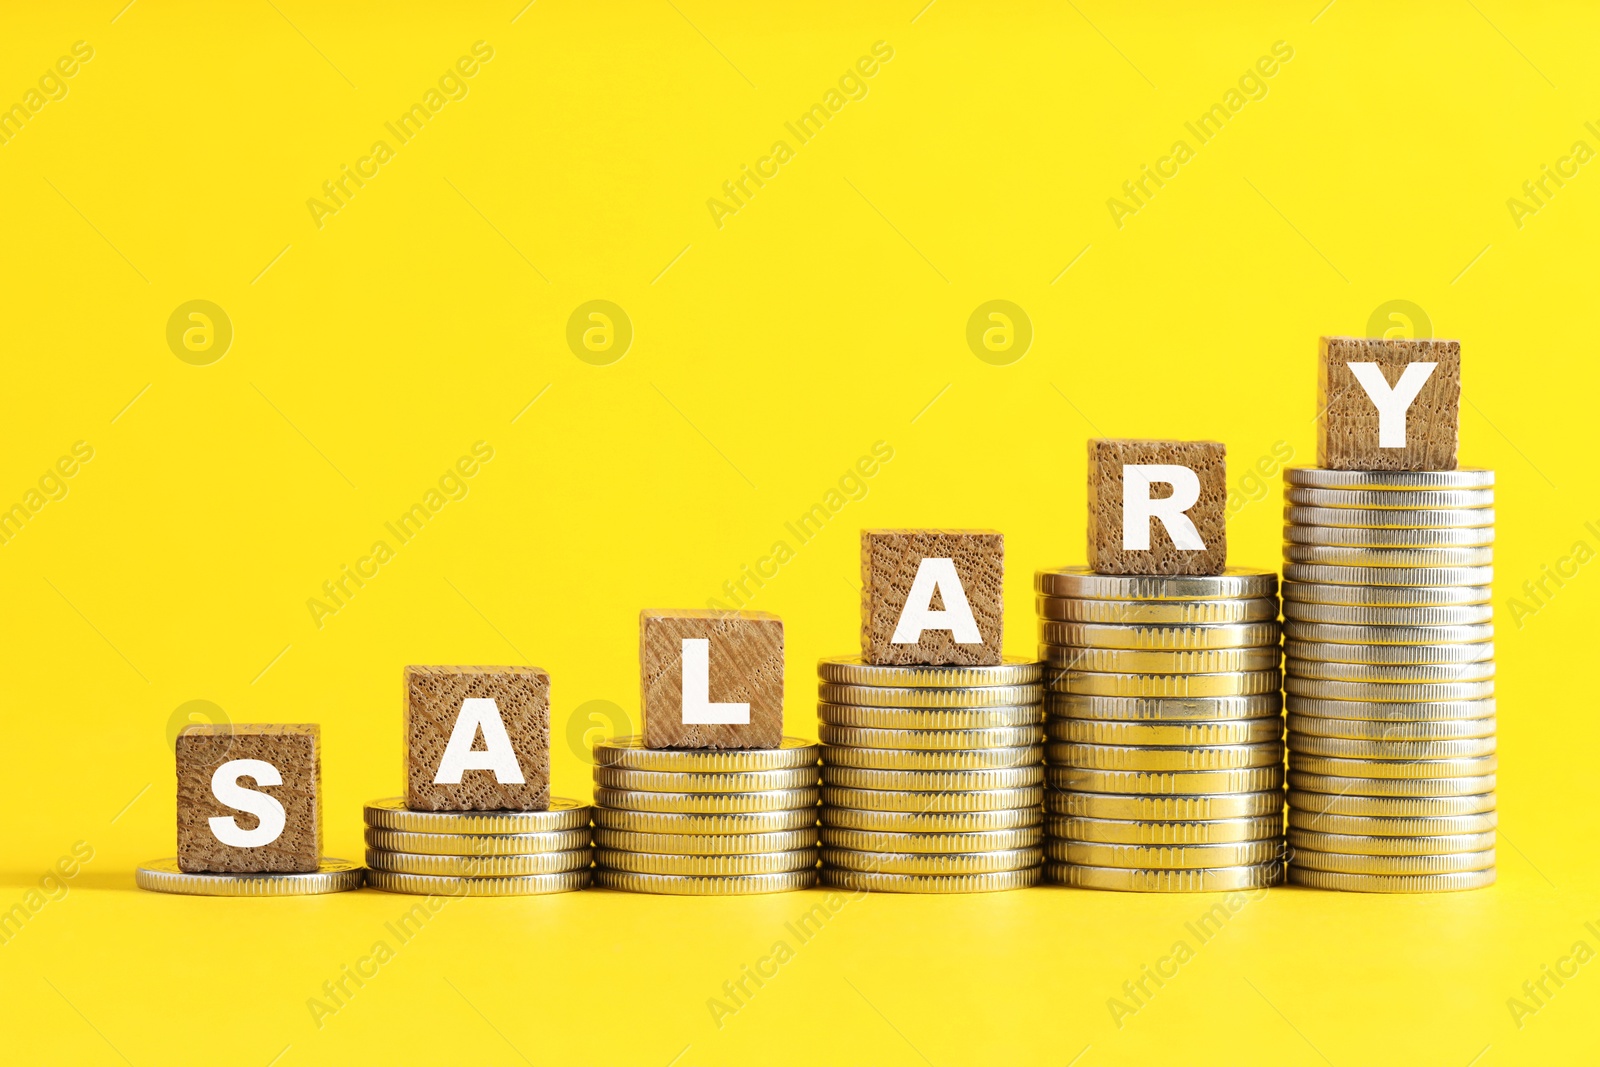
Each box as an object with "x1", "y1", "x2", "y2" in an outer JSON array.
[
  {"x1": 1281, "y1": 467, "x2": 1497, "y2": 893},
  {"x1": 1037, "y1": 566, "x2": 1287, "y2": 892},
  {"x1": 589, "y1": 736, "x2": 820, "y2": 895},
  {"x1": 363, "y1": 797, "x2": 593, "y2": 895},
  {"x1": 815, "y1": 657, "x2": 1045, "y2": 893}
]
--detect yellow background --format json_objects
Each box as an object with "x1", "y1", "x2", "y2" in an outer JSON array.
[{"x1": 1, "y1": 1, "x2": 1596, "y2": 1064}]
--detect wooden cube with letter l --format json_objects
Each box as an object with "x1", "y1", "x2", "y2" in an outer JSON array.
[
  {"x1": 1318, "y1": 336, "x2": 1460, "y2": 470},
  {"x1": 859, "y1": 529, "x2": 1004, "y2": 665},
  {"x1": 640, "y1": 609, "x2": 784, "y2": 749},
  {"x1": 175, "y1": 723, "x2": 321, "y2": 873},
  {"x1": 404, "y1": 665, "x2": 551, "y2": 811},
  {"x1": 1087, "y1": 438, "x2": 1227, "y2": 575}
]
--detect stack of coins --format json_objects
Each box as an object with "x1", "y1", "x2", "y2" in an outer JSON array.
[
  {"x1": 1281, "y1": 467, "x2": 1497, "y2": 893},
  {"x1": 590, "y1": 736, "x2": 820, "y2": 894},
  {"x1": 135, "y1": 858, "x2": 364, "y2": 896},
  {"x1": 815, "y1": 657, "x2": 1045, "y2": 893},
  {"x1": 1037, "y1": 567, "x2": 1286, "y2": 892},
  {"x1": 363, "y1": 797, "x2": 593, "y2": 895}
]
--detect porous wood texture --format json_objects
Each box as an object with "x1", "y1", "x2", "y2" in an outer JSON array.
[
  {"x1": 1318, "y1": 336, "x2": 1460, "y2": 470},
  {"x1": 1088, "y1": 438, "x2": 1227, "y2": 575},
  {"x1": 859, "y1": 529, "x2": 1004, "y2": 666},
  {"x1": 640, "y1": 610, "x2": 784, "y2": 749},
  {"x1": 404, "y1": 665, "x2": 551, "y2": 811},
  {"x1": 176, "y1": 723, "x2": 320, "y2": 873}
]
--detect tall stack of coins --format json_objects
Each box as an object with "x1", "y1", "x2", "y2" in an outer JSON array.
[
  {"x1": 1037, "y1": 567, "x2": 1286, "y2": 892},
  {"x1": 1281, "y1": 467, "x2": 1497, "y2": 892},
  {"x1": 589, "y1": 736, "x2": 820, "y2": 894},
  {"x1": 363, "y1": 797, "x2": 593, "y2": 895},
  {"x1": 815, "y1": 657, "x2": 1044, "y2": 893}
]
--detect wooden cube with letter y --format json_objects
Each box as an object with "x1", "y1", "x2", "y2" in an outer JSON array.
[
  {"x1": 1088, "y1": 438, "x2": 1227, "y2": 575},
  {"x1": 175, "y1": 723, "x2": 321, "y2": 873},
  {"x1": 859, "y1": 529, "x2": 1004, "y2": 665},
  {"x1": 1318, "y1": 336, "x2": 1460, "y2": 470},
  {"x1": 404, "y1": 665, "x2": 551, "y2": 811},
  {"x1": 640, "y1": 609, "x2": 784, "y2": 749}
]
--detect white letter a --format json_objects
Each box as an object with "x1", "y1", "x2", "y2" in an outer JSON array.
[
  {"x1": 892, "y1": 558, "x2": 982, "y2": 644},
  {"x1": 434, "y1": 698, "x2": 525, "y2": 783}
]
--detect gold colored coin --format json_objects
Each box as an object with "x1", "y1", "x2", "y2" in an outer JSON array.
[
  {"x1": 1285, "y1": 867, "x2": 1495, "y2": 892},
  {"x1": 820, "y1": 765, "x2": 1043, "y2": 791},
  {"x1": 1283, "y1": 582, "x2": 1492, "y2": 607},
  {"x1": 135, "y1": 858, "x2": 362, "y2": 897},
  {"x1": 821, "y1": 845, "x2": 1041, "y2": 875},
  {"x1": 590, "y1": 807, "x2": 816, "y2": 835},
  {"x1": 1286, "y1": 828, "x2": 1495, "y2": 856},
  {"x1": 1037, "y1": 620, "x2": 1280, "y2": 650},
  {"x1": 591, "y1": 827, "x2": 817, "y2": 855},
  {"x1": 591, "y1": 736, "x2": 819, "y2": 772},
  {"x1": 1048, "y1": 741, "x2": 1283, "y2": 772},
  {"x1": 821, "y1": 744, "x2": 1042, "y2": 771},
  {"x1": 593, "y1": 786, "x2": 820, "y2": 814},
  {"x1": 1284, "y1": 564, "x2": 1494, "y2": 588},
  {"x1": 364, "y1": 848, "x2": 591, "y2": 876},
  {"x1": 1286, "y1": 678, "x2": 1493, "y2": 702},
  {"x1": 363, "y1": 827, "x2": 591, "y2": 857},
  {"x1": 1034, "y1": 567, "x2": 1278, "y2": 600},
  {"x1": 818, "y1": 682, "x2": 1043, "y2": 708},
  {"x1": 819, "y1": 868, "x2": 1040, "y2": 893},
  {"x1": 1285, "y1": 772, "x2": 1495, "y2": 797},
  {"x1": 1285, "y1": 639, "x2": 1493, "y2": 664},
  {"x1": 1036, "y1": 596, "x2": 1279, "y2": 624},
  {"x1": 1287, "y1": 754, "x2": 1496, "y2": 778},
  {"x1": 595, "y1": 847, "x2": 816, "y2": 876},
  {"x1": 1285, "y1": 809, "x2": 1498, "y2": 836},
  {"x1": 819, "y1": 825, "x2": 1042, "y2": 853},
  {"x1": 1048, "y1": 862, "x2": 1282, "y2": 892},
  {"x1": 1046, "y1": 790, "x2": 1283, "y2": 821},
  {"x1": 1286, "y1": 790, "x2": 1495, "y2": 818},
  {"x1": 363, "y1": 797, "x2": 589, "y2": 834},
  {"x1": 1050, "y1": 669, "x2": 1282, "y2": 698},
  {"x1": 1048, "y1": 839, "x2": 1283, "y2": 868},
  {"x1": 1287, "y1": 735, "x2": 1496, "y2": 760},
  {"x1": 1047, "y1": 693, "x2": 1281, "y2": 722},
  {"x1": 366, "y1": 869, "x2": 590, "y2": 896},
  {"x1": 593, "y1": 869, "x2": 816, "y2": 895},
  {"x1": 819, "y1": 723, "x2": 1042, "y2": 750},
  {"x1": 592, "y1": 766, "x2": 817, "y2": 793},
  {"x1": 1291, "y1": 847, "x2": 1495, "y2": 875},
  {"x1": 1041, "y1": 645, "x2": 1281, "y2": 673},
  {"x1": 815, "y1": 656, "x2": 1042, "y2": 687},
  {"x1": 1285, "y1": 696, "x2": 1494, "y2": 722},
  {"x1": 1049, "y1": 718, "x2": 1281, "y2": 746},
  {"x1": 1286, "y1": 660, "x2": 1496, "y2": 684},
  {"x1": 1051, "y1": 766, "x2": 1284, "y2": 795},
  {"x1": 818, "y1": 703, "x2": 1043, "y2": 730},
  {"x1": 1282, "y1": 600, "x2": 1493, "y2": 626},
  {"x1": 819, "y1": 806, "x2": 1041, "y2": 834},
  {"x1": 821, "y1": 784, "x2": 1044, "y2": 813},
  {"x1": 1046, "y1": 814, "x2": 1281, "y2": 845}
]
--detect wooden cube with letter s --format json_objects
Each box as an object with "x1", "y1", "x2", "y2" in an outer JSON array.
[
  {"x1": 175, "y1": 723, "x2": 322, "y2": 873},
  {"x1": 404, "y1": 665, "x2": 552, "y2": 811}
]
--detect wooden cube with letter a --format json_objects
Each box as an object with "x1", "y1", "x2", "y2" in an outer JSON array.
[
  {"x1": 1088, "y1": 438, "x2": 1227, "y2": 575},
  {"x1": 176, "y1": 723, "x2": 321, "y2": 873},
  {"x1": 1318, "y1": 337, "x2": 1460, "y2": 470},
  {"x1": 860, "y1": 529, "x2": 1004, "y2": 666},
  {"x1": 640, "y1": 609, "x2": 784, "y2": 749},
  {"x1": 405, "y1": 665, "x2": 551, "y2": 811}
]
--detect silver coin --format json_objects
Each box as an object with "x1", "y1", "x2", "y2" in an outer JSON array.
[
  {"x1": 1046, "y1": 693, "x2": 1282, "y2": 722},
  {"x1": 1283, "y1": 563, "x2": 1493, "y2": 587},
  {"x1": 1285, "y1": 696, "x2": 1494, "y2": 722},
  {"x1": 1050, "y1": 669, "x2": 1282, "y2": 698},
  {"x1": 364, "y1": 848, "x2": 592, "y2": 876},
  {"x1": 817, "y1": 703, "x2": 1043, "y2": 730},
  {"x1": 816, "y1": 655, "x2": 1042, "y2": 688},
  {"x1": 1286, "y1": 771, "x2": 1495, "y2": 797},
  {"x1": 1288, "y1": 754, "x2": 1496, "y2": 779},
  {"x1": 1052, "y1": 765, "x2": 1284, "y2": 795},
  {"x1": 820, "y1": 765, "x2": 1044, "y2": 791},
  {"x1": 1050, "y1": 718, "x2": 1282, "y2": 746},
  {"x1": 1287, "y1": 790, "x2": 1495, "y2": 817},
  {"x1": 1283, "y1": 582, "x2": 1492, "y2": 607},
  {"x1": 1284, "y1": 487, "x2": 1494, "y2": 509},
  {"x1": 1048, "y1": 838, "x2": 1284, "y2": 869},
  {"x1": 1034, "y1": 567, "x2": 1278, "y2": 600},
  {"x1": 1282, "y1": 544, "x2": 1493, "y2": 568},
  {"x1": 1284, "y1": 524, "x2": 1495, "y2": 548},
  {"x1": 818, "y1": 723, "x2": 1042, "y2": 750},
  {"x1": 1285, "y1": 713, "x2": 1495, "y2": 741},
  {"x1": 1047, "y1": 813, "x2": 1282, "y2": 845},
  {"x1": 592, "y1": 827, "x2": 818, "y2": 855},
  {"x1": 1050, "y1": 861, "x2": 1283, "y2": 892},
  {"x1": 1036, "y1": 595, "x2": 1280, "y2": 624},
  {"x1": 1286, "y1": 678, "x2": 1493, "y2": 702},
  {"x1": 1047, "y1": 790, "x2": 1284, "y2": 820},
  {"x1": 1038, "y1": 620, "x2": 1281, "y2": 650},
  {"x1": 1284, "y1": 638, "x2": 1494, "y2": 663},
  {"x1": 1283, "y1": 620, "x2": 1493, "y2": 645},
  {"x1": 364, "y1": 826, "x2": 591, "y2": 856},
  {"x1": 819, "y1": 825, "x2": 1042, "y2": 853},
  {"x1": 1282, "y1": 601, "x2": 1493, "y2": 626},
  {"x1": 1284, "y1": 867, "x2": 1495, "y2": 892},
  {"x1": 820, "y1": 744, "x2": 1042, "y2": 771},
  {"x1": 1285, "y1": 505, "x2": 1495, "y2": 529},
  {"x1": 1284, "y1": 467, "x2": 1495, "y2": 490},
  {"x1": 820, "y1": 845, "x2": 1042, "y2": 875},
  {"x1": 818, "y1": 682, "x2": 1042, "y2": 708},
  {"x1": 1285, "y1": 809, "x2": 1497, "y2": 836},
  {"x1": 593, "y1": 786, "x2": 820, "y2": 814},
  {"x1": 1287, "y1": 735, "x2": 1495, "y2": 760},
  {"x1": 1048, "y1": 741, "x2": 1284, "y2": 772},
  {"x1": 1290, "y1": 847, "x2": 1495, "y2": 875},
  {"x1": 592, "y1": 736, "x2": 819, "y2": 772},
  {"x1": 1285, "y1": 660, "x2": 1496, "y2": 684},
  {"x1": 364, "y1": 797, "x2": 590, "y2": 835},
  {"x1": 592, "y1": 766, "x2": 817, "y2": 794},
  {"x1": 1041, "y1": 645, "x2": 1281, "y2": 674},
  {"x1": 136, "y1": 858, "x2": 363, "y2": 896}
]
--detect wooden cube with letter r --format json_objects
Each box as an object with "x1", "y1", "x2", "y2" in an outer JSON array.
[
  {"x1": 1088, "y1": 438, "x2": 1227, "y2": 575},
  {"x1": 405, "y1": 665, "x2": 551, "y2": 811},
  {"x1": 176, "y1": 723, "x2": 321, "y2": 873}
]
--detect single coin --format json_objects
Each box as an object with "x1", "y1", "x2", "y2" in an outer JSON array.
[
  {"x1": 1285, "y1": 867, "x2": 1495, "y2": 892},
  {"x1": 822, "y1": 744, "x2": 1042, "y2": 771},
  {"x1": 1286, "y1": 714, "x2": 1496, "y2": 741},
  {"x1": 1041, "y1": 645, "x2": 1281, "y2": 674},
  {"x1": 595, "y1": 847, "x2": 816, "y2": 876},
  {"x1": 1286, "y1": 790, "x2": 1495, "y2": 818},
  {"x1": 1288, "y1": 735, "x2": 1496, "y2": 760},
  {"x1": 819, "y1": 723, "x2": 1042, "y2": 750},
  {"x1": 819, "y1": 825, "x2": 1042, "y2": 853},
  {"x1": 1284, "y1": 620, "x2": 1494, "y2": 645},
  {"x1": 590, "y1": 807, "x2": 817, "y2": 835},
  {"x1": 817, "y1": 703, "x2": 1043, "y2": 730},
  {"x1": 1284, "y1": 639, "x2": 1494, "y2": 664},
  {"x1": 1286, "y1": 810, "x2": 1498, "y2": 836},
  {"x1": 1048, "y1": 839, "x2": 1283, "y2": 868},
  {"x1": 1287, "y1": 828, "x2": 1496, "y2": 856},
  {"x1": 1288, "y1": 754, "x2": 1496, "y2": 779},
  {"x1": 1284, "y1": 467, "x2": 1495, "y2": 490},
  {"x1": 1291, "y1": 847, "x2": 1495, "y2": 875},
  {"x1": 1037, "y1": 620, "x2": 1281, "y2": 650},
  {"x1": 1283, "y1": 582, "x2": 1491, "y2": 607},
  {"x1": 1284, "y1": 486, "x2": 1494, "y2": 509},
  {"x1": 1284, "y1": 523, "x2": 1494, "y2": 548},
  {"x1": 1047, "y1": 693, "x2": 1282, "y2": 722},
  {"x1": 1047, "y1": 813, "x2": 1281, "y2": 844},
  {"x1": 821, "y1": 765, "x2": 1044, "y2": 791},
  {"x1": 592, "y1": 766, "x2": 817, "y2": 794},
  {"x1": 816, "y1": 655, "x2": 1042, "y2": 687},
  {"x1": 1051, "y1": 670, "x2": 1282, "y2": 698},
  {"x1": 594, "y1": 869, "x2": 816, "y2": 895},
  {"x1": 364, "y1": 827, "x2": 591, "y2": 856},
  {"x1": 1050, "y1": 718, "x2": 1282, "y2": 747},
  {"x1": 364, "y1": 848, "x2": 591, "y2": 876},
  {"x1": 366, "y1": 869, "x2": 591, "y2": 895},
  {"x1": 820, "y1": 806, "x2": 1041, "y2": 834},
  {"x1": 1037, "y1": 596, "x2": 1279, "y2": 624},
  {"x1": 822, "y1": 845, "x2": 1042, "y2": 875},
  {"x1": 1284, "y1": 563, "x2": 1493, "y2": 587},
  {"x1": 1049, "y1": 862, "x2": 1282, "y2": 892},
  {"x1": 591, "y1": 827, "x2": 818, "y2": 855},
  {"x1": 592, "y1": 736, "x2": 819, "y2": 772},
  {"x1": 1047, "y1": 790, "x2": 1283, "y2": 820},
  {"x1": 1285, "y1": 696, "x2": 1495, "y2": 722},
  {"x1": 136, "y1": 858, "x2": 362, "y2": 897},
  {"x1": 820, "y1": 867, "x2": 1041, "y2": 893},
  {"x1": 1283, "y1": 600, "x2": 1494, "y2": 626},
  {"x1": 1284, "y1": 505, "x2": 1495, "y2": 529},
  {"x1": 1051, "y1": 766, "x2": 1284, "y2": 795},
  {"x1": 1035, "y1": 567, "x2": 1278, "y2": 600},
  {"x1": 1286, "y1": 678, "x2": 1493, "y2": 702},
  {"x1": 1048, "y1": 741, "x2": 1283, "y2": 772},
  {"x1": 821, "y1": 784, "x2": 1044, "y2": 813},
  {"x1": 1283, "y1": 544, "x2": 1493, "y2": 568},
  {"x1": 1286, "y1": 661, "x2": 1496, "y2": 685},
  {"x1": 1285, "y1": 772, "x2": 1495, "y2": 797},
  {"x1": 593, "y1": 786, "x2": 820, "y2": 814},
  {"x1": 818, "y1": 682, "x2": 1042, "y2": 709},
  {"x1": 364, "y1": 797, "x2": 590, "y2": 835}
]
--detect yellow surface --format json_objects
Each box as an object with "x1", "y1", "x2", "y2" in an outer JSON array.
[{"x1": 1, "y1": 2, "x2": 1596, "y2": 1064}]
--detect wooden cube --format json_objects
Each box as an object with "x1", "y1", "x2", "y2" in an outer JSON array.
[
  {"x1": 1088, "y1": 439, "x2": 1227, "y2": 575},
  {"x1": 640, "y1": 610, "x2": 783, "y2": 749},
  {"x1": 1318, "y1": 337, "x2": 1460, "y2": 470},
  {"x1": 176, "y1": 724, "x2": 320, "y2": 873},
  {"x1": 860, "y1": 529, "x2": 1004, "y2": 666},
  {"x1": 405, "y1": 666, "x2": 551, "y2": 811}
]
